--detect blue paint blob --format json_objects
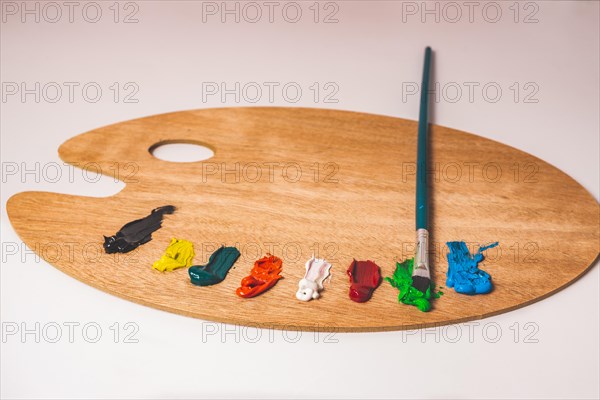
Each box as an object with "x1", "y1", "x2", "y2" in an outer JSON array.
[{"x1": 446, "y1": 241, "x2": 499, "y2": 295}]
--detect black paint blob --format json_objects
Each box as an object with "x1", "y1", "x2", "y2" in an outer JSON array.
[{"x1": 103, "y1": 205, "x2": 175, "y2": 254}]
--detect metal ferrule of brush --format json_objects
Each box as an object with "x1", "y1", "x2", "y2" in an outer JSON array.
[{"x1": 414, "y1": 228, "x2": 430, "y2": 279}]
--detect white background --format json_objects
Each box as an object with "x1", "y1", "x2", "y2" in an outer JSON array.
[{"x1": 1, "y1": 1, "x2": 599, "y2": 398}]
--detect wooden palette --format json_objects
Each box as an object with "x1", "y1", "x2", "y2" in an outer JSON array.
[{"x1": 6, "y1": 107, "x2": 599, "y2": 331}]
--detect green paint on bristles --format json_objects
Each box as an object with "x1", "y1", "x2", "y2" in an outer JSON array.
[{"x1": 385, "y1": 257, "x2": 441, "y2": 312}]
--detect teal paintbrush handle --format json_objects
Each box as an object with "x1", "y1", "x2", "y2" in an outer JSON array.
[{"x1": 416, "y1": 47, "x2": 431, "y2": 230}]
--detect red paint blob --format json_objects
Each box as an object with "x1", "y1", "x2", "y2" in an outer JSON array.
[
  {"x1": 236, "y1": 254, "x2": 283, "y2": 298},
  {"x1": 347, "y1": 260, "x2": 382, "y2": 303}
]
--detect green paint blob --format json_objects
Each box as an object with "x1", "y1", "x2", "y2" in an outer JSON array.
[
  {"x1": 385, "y1": 258, "x2": 441, "y2": 312},
  {"x1": 189, "y1": 246, "x2": 240, "y2": 286}
]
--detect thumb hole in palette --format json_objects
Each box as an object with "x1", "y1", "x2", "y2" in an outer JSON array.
[{"x1": 149, "y1": 141, "x2": 215, "y2": 163}]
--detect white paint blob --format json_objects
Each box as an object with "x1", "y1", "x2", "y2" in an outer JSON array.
[{"x1": 296, "y1": 256, "x2": 332, "y2": 302}]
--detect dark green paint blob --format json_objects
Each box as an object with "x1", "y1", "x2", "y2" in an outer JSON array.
[
  {"x1": 189, "y1": 246, "x2": 240, "y2": 286},
  {"x1": 385, "y1": 258, "x2": 441, "y2": 312}
]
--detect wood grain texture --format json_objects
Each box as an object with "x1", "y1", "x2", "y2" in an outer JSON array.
[{"x1": 6, "y1": 107, "x2": 599, "y2": 331}]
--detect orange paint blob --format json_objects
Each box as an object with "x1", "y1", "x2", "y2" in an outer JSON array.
[{"x1": 236, "y1": 254, "x2": 283, "y2": 298}]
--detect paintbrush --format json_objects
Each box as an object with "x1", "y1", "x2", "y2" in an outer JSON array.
[{"x1": 411, "y1": 46, "x2": 432, "y2": 294}]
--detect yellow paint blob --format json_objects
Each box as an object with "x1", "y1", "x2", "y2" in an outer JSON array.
[{"x1": 152, "y1": 238, "x2": 195, "y2": 272}]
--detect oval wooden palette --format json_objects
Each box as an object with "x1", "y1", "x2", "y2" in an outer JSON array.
[{"x1": 6, "y1": 107, "x2": 599, "y2": 331}]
